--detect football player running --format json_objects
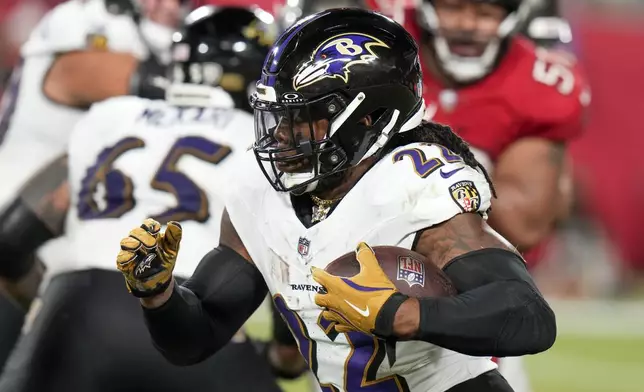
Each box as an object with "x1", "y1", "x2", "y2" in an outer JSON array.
[
  {"x1": 390, "y1": 0, "x2": 588, "y2": 390},
  {"x1": 0, "y1": 6, "x2": 287, "y2": 392},
  {"x1": 117, "y1": 9, "x2": 556, "y2": 392},
  {"x1": 0, "y1": 0, "x2": 181, "y2": 369}
]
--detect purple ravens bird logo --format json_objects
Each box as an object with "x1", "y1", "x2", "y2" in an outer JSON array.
[{"x1": 292, "y1": 33, "x2": 390, "y2": 91}]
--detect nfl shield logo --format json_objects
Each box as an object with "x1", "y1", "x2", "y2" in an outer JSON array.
[
  {"x1": 298, "y1": 237, "x2": 310, "y2": 257},
  {"x1": 397, "y1": 256, "x2": 425, "y2": 288}
]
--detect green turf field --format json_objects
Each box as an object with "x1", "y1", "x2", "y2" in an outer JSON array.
[
  {"x1": 247, "y1": 299, "x2": 644, "y2": 392},
  {"x1": 526, "y1": 299, "x2": 644, "y2": 392},
  {"x1": 526, "y1": 335, "x2": 644, "y2": 392}
]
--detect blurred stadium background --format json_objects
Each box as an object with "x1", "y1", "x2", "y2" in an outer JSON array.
[{"x1": 1, "y1": 0, "x2": 643, "y2": 391}]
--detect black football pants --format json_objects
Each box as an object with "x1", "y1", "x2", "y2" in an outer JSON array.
[
  {"x1": 0, "y1": 269, "x2": 282, "y2": 392},
  {"x1": 0, "y1": 291, "x2": 24, "y2": 373},
  {"x1": 447, "y1": 370, "x2": 515, "y2": 392}
]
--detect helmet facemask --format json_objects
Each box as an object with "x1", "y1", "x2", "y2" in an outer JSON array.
[
  {"x1": 418, "y1": 0, "x2": 534, "y2": 82},
  {"x1": 251, "y1": 84, "x2": 425, "y2": 194},
  {"x1": 252, "y1": 91, "x2": 345, "y2": 194}
]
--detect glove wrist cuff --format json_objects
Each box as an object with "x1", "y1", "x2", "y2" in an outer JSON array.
[
  {"x1": 373, "y1": 292, "x2": 409, "y2": 339},
  {"x1": 128, "y1": 278, "x2": 172, "y2": 298}
]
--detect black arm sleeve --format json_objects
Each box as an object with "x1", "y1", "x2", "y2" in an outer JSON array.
[
  {"x1": 0, "y1": 154, "x2": 67, "y2": 280},
  {"x1": 142, "y1": 245, "x2": 268, "y2": 366},
  {"x1": 0, "y1": 198, "x2": 55, "y2": 279},
  {"x1": 375, "y1": 248, "x2": 556, "y2": 357},
  {"x1": 417, "y1": 248, "x2": 556, "y2": 356}
]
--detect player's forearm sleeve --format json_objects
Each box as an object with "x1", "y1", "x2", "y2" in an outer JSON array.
[
  {"x1": 143, "y1": 245, "x2": 268, "y2": 366},
  {"x1": 414, "y1": 248, "x2": 556, "y2": 357},
  {"x1": 0, "y1": 198, "x2": 55, "y2": 279}
]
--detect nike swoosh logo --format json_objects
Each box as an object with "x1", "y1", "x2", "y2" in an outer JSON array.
[
  {"x1": 344, "y1": 300, "x2": 370, "y2": 317},
  {"x1": 440, "y1": 167, "x2": 464, "y2": 179}
]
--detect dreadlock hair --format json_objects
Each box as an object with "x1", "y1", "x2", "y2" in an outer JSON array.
[{"x1": 382, "y1": 120, "x2": 497, "y2": 197}]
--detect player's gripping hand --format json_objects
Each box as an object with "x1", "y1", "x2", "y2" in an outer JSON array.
[
  {"x1": 116, "y1": 218, "x2": 182, "y2": 298},
  {"x1": 312, "y1": 242, "x2": 397, "y2": 335}
]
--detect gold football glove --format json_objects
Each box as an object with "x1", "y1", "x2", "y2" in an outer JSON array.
[
  {"x1": 312, "y1": 242, "x2": 398, "y2": 335},
  {"x1": 116, "y1": 218, "x2": 182, "y2": 298}
]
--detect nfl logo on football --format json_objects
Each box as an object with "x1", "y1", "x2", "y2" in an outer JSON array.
[
  {"x1": 397, "y1": 256, "x2": 425, "y2": 288},
  {"x1": 298, "y1": 237, "x2": 311, "y2": 257}
]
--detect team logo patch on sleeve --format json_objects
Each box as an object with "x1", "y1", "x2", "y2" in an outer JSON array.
[
  {"x1": 397, "y1": 256, "x2": 425, "y2": 288},
  {"x1": 449, "y1": 180, "x2": 481, "y2": 212}
]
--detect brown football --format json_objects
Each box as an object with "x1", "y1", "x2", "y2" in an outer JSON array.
[{"x1": 325, "y1": 246, "x2": 457, "y2": 297}]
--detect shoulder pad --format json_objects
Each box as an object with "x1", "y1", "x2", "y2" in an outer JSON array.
[
  {"x1": 21, "y1": 1, "x2": 85, "y2": 56},
  {"x1": 71, "y1": 96, "x2": 147, "y2": 140},
  {"x1": 377, "y1": 142, "x2": 493, "y2": 228},
  {"x1": 87, "y1": 96, "x2": 148, "y2": 117}
]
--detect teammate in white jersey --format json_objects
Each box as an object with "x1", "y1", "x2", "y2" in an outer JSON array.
[
  {"x1": 0, "y1": 0, "x2": 180, "y2": 208},
  {"x1": 116, "y1": 8, "x2": 557, "y2": 392},
  {"x1": 0, "y1": 6, "x2": 287, "y2": 392},
  {"x1": 0, "y1": 0, "x2": 181, "y2": 368}
]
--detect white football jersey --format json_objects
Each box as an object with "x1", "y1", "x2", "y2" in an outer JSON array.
[
  {"x1": 225, "y1": 143, "x2": 498, "y2": 392},
  {"x1": 61, "y1": 95, "x2": 253, "y2": 278},
  {"x1": 0, "y1": 0, "x2": 169, "y2": 208}
]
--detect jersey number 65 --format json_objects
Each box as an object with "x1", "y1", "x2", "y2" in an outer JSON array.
[{"x1": 77, "y1": 136, "x2": 230, "y2": 223}]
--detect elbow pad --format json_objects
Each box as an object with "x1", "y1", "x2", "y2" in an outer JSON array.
[{"x1": 0, "y1": 198, "x2": 54, "y2": 279}]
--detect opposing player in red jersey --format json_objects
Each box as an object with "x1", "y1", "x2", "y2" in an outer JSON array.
[
  {"x1": 371, "y1": 0, "x2": 590, "y2": 391},
  {"x1": 411, "y1": 0, "x2": 589, "y2": 251}
]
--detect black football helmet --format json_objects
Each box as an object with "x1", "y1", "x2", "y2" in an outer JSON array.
[
  {"x1": 168, "y1": 6, "x2": 277, "y2": 111},
  {"x1": 251, "y1": 8, "x2": 424, "y2": 194}
]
